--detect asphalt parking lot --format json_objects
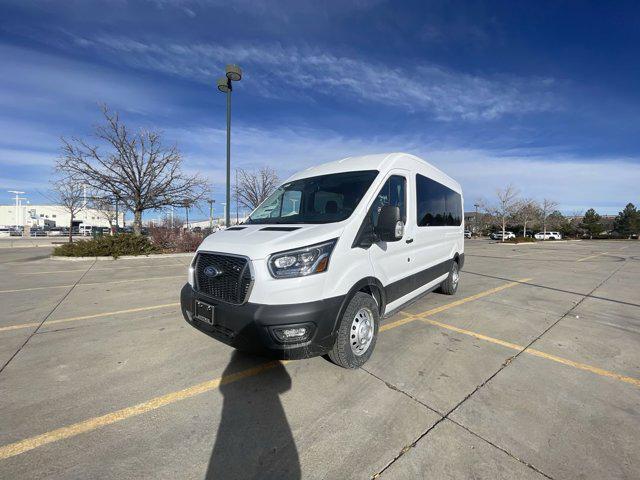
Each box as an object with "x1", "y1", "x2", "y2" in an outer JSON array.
[{"x1": 0, "y1": 240, "x2": 638, "y2": 479}]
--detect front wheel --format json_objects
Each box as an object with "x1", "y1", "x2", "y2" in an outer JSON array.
[
  {"x1": 438, "y1": 260, "x2": 459, "y2": 295},
  {"x1": 328, "y1": 292, "x2": 379, "y2": 369}
]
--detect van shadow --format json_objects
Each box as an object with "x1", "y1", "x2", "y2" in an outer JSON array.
[{"x1": 206, "y1": 350, "x2": 301, "y2": 480}]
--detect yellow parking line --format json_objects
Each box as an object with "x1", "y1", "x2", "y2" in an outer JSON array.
[
  {"x1": 0, "y1": 281, "x2": 520, "y2": 460},
  {"x1": 0, "y1": 362, "x2": 283, "y2": 460},
  {"x1": 3, "y1": 276, "x2": 636, "y2": 462},
  {"x1": 0, "y1": 303, "x2": 180, "y2": 333},
  {"x1": 419, "y1": 317, "x2": 640, "y2": 388},
  {"x1": 0, "y1": 275, "x2": 184, "y2": 294},
  {"x1": 380, "y1": 278, "x2": 532, "y2": 332},
  {"x1": 576, "y1": 252, "x2": 609, "y2": 262}
]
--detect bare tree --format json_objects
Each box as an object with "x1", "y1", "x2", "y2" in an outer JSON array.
[
  {"x1": 235, "y1": 166, "x2": 279, "y2": 211},
  {"x1": 540, "y1": 198, "x2": 559, "y2": 237},
  {"x1": 482, "y1": 185, "x2": 520, "y2": 242},
  {"x1": 515, "y1": 199, "x2": 541, "y2": 237},
  {"x1": 49, "y1": 178, "x2": 84, "y2": 243},
  {"x1": 90, "y1": 195, "x2": 118, "y2": 234},
  {"x1": 57, "y1": 105, "x2": 209, "y2": 235}
]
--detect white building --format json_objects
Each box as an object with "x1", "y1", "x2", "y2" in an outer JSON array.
[{"x1": 0, "y1": 204, "x2": 124, "y2": 229}]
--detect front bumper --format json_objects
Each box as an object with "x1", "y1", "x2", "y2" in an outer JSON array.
[{"x1": 180, "y1": 284, "x2": 344, "y2": 359}]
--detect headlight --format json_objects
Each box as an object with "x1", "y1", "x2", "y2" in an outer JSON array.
[
  {"x1": 268, "y1": 239, "x2": 337, "y2": 279},
  {"x1": 188, "y1": 256, "x2": 196, "y2": 286}
]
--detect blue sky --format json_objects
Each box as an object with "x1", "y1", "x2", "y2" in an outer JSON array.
[{"x1": 1, "y1": 0, "x2": 639, "y2": 219}]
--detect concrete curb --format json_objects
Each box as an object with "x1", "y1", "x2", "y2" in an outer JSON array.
[
  {"x1": 0, "y1": 244, "x2": 57, "y2": 249},
  {"x1": 497, "y1": 239, "x2": 583, "y2": 245},
  {"x1": 50, "y1": 252, "x2": 195, "y2": 261}
]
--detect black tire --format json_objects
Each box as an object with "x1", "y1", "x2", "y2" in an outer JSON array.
[
  {"x1": 438, "y1": 260, "x2": 459, "y2": 295},
  {"x1": 328, "y1": 292, "x2": 379, "y2": 369}
]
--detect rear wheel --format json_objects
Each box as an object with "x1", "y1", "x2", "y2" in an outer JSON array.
[
  {"x1": 329, "y1": 292, "x2": 379, "y2": 369},
  {"x1": 438, "y1": 260, "x2": 459, "y2": 295}
]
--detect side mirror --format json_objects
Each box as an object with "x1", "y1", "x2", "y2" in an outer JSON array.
[{"x1": 375, "y1": 205, "x2": 404, "y2": 242}]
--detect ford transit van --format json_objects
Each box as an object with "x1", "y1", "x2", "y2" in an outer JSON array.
[{"x1": 180, "y1": 153, "x2": 464, "y2": 368}]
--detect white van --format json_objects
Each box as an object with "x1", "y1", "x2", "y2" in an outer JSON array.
[{"x1": 181, "y1": 153, "x2": 464, "y2": 368}]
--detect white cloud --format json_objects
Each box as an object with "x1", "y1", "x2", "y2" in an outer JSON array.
[
  {"x1": 64, "y1": 36, "x2": 560, "y2": 121},
  {"x1": 3, "y1": 119, "x2": 634, "y2": 214},
  {"x1": 169, "y1": 124, "x2": 638, "y2": 214}
]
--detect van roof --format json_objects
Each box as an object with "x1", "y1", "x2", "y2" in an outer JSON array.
[{"x1": 286, "y1": 152, "x2": 461, "y2": 192}]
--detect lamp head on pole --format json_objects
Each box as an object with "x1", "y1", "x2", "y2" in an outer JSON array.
[
  {"x1": 225, "y1": 64, "x2": 242, "y2": 82},
  {"x1": 217, "y1": 77, "x2": 230, "y2": 93}
]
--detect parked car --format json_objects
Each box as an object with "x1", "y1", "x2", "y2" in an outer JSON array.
[
  {"x1": 464, "y1": 230, "x2": 472, "y2": 238},
  {"x1": 534, "y1": 231, "x2": 562, "y2": 240},
  {"x1": 180, "y1": 153, "x2": 464, "y2": 369},
  {"x1": 490, "y1": 231, "x2": 515, "y2": 240}
]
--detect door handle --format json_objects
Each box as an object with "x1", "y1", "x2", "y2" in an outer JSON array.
[{"x1": 406, "y1": 238, "x2": 414, "y2": 244}]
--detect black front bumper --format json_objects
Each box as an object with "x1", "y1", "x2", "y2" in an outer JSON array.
[{"x1": 180, "y1": 284, "x2": 344, "y2": 359}]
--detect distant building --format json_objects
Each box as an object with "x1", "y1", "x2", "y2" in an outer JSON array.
[{"x1": 0, "y1": 204, "x2": 124, "y2": 229}]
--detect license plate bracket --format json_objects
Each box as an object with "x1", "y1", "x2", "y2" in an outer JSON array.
[{"x1": 195, "y1": 300, "x2": 215, "y2": 325}]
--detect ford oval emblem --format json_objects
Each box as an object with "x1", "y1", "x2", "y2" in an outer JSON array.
[{"x1": 204, "y1": 265, "x2": 223, "y2": 278}]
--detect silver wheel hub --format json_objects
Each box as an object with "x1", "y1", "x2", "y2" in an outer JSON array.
[
  {"x1": 452, "y1": 265, "x2": 459, "y2": 286},
  {"x1": 350, "y1": 308, "x2": 374, "y2": 356}
]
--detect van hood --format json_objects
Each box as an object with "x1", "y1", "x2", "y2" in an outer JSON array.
[{"x1": 197, "y1": 223, "x2": 347, "y2": 260}]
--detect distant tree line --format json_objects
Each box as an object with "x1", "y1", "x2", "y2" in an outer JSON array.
[{"x1": 478, "y1": 185, "x2": 639, "y2": 240}]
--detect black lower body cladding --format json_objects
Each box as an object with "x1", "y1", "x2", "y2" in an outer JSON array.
[{"x1": 180, "y1": 284, "x2": 345, "y2": 359}]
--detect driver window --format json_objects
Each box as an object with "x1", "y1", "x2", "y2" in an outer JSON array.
[{"x1": 371, "y1": 175, "x2": 406, "y2": 228}]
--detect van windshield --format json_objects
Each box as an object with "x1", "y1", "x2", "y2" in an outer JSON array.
[{"x1": 245, "y1": 170, "x2": 379, "y2": 224}]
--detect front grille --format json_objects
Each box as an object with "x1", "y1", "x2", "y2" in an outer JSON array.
[{"x1": 195, "y1": 253, "x2": 252, "y2": 304}]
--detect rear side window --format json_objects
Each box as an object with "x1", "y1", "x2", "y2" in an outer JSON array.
[{"x1": 416, "y1": 174, "x2": 462, "y2": 227}]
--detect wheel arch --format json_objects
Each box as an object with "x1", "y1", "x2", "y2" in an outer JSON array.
[
  {"x1": 333, "y1": 277, "x2": 386, "y2": 333},
  {"x1": 453, "y1": 252, "x2": 465, "y2": 269}
]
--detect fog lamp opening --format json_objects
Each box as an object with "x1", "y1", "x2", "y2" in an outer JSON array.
[{"x1": 271, "y1": 324, "x2": 314, "y2": 343}]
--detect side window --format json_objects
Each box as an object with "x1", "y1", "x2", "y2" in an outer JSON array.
[
  {"x1": 371, "y1": 175, "x2": 406, "y2": 228},
  {"x1": 445, "y1": 188, "x2": 462, "y2": 226},
  {"x1": 416, "y1": 174, "x2": 462, "y2": 227}
]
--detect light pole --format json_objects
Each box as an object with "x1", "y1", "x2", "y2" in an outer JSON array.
[
  {"x1": 83, "y1": 184, "x2": 88, "y2": 236},
  {"x1": 207, "y1": 199, "x2": 215, "y2": 231},
  {"x1": 474, "y1": 203, "x2": 480, "y2": 236},
  {"x1": 114, "y1": 195, "x2": 119, "y2": 233},
  {"x1": 8, "y1": 191, "x2": 25, "y2": 229},
  {"x1": 235, "y1": 168, "x2": 239, "y2": 224},
  {"x1": 217, "y1": 64, "x2": 242, "y2": 228}
]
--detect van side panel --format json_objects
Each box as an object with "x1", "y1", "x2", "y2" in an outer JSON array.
[{"x1": 382, "y1": 164, "x2": 463, "y2": 314}]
